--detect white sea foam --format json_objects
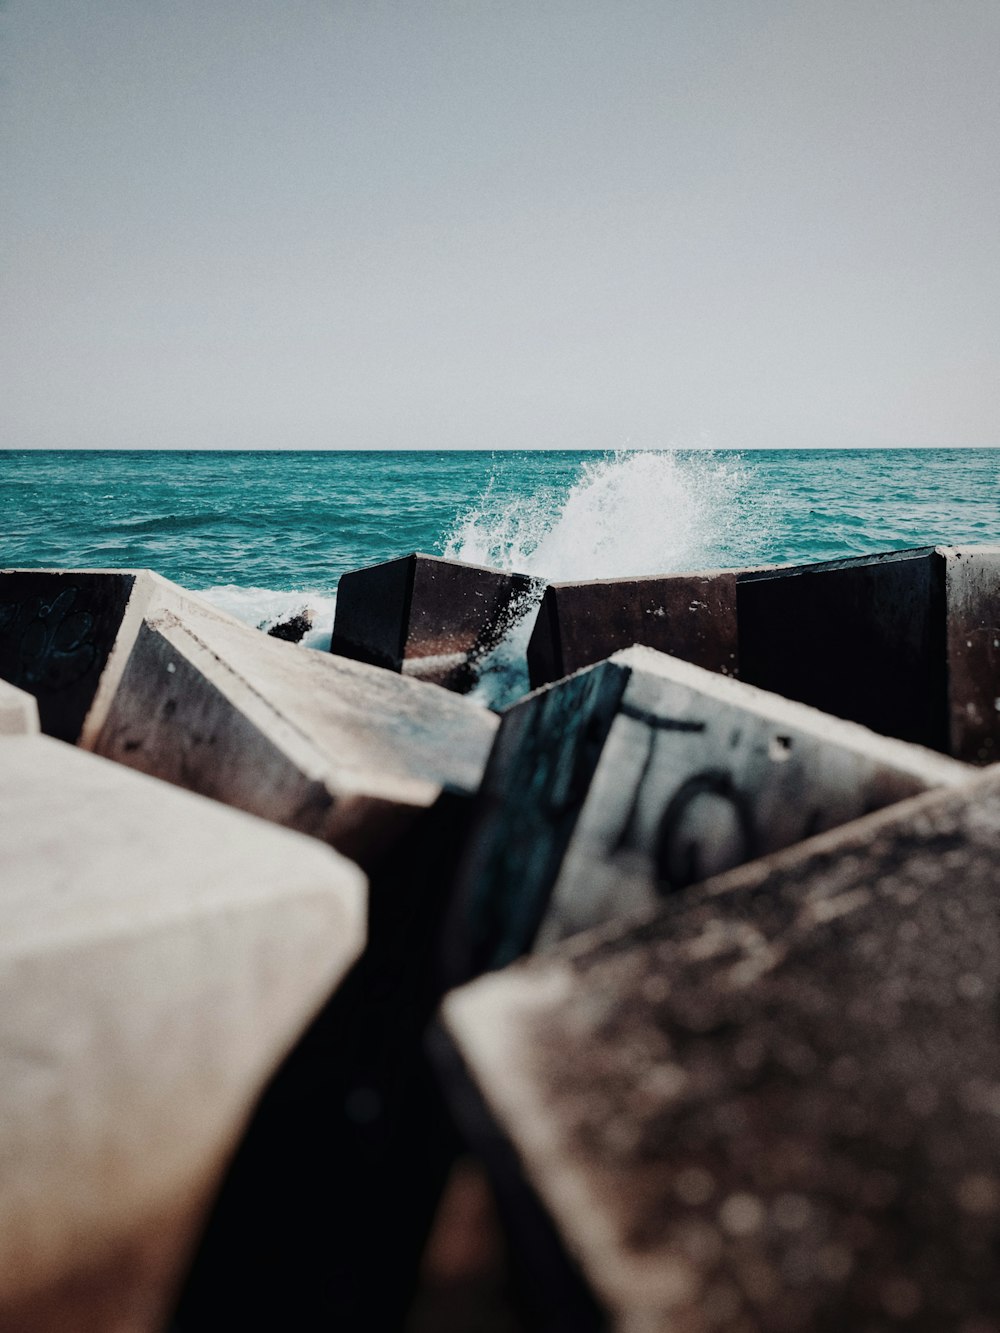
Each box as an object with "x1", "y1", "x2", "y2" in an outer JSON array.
[
  {"x1": 442, "y1": 449, "x2": 753, "y2": 581},
  {"x1": 196, "y1": 584, "x2": 338, "y2": 651}
]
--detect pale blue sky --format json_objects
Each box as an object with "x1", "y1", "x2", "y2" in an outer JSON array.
[{"x1": 2, "y1": 1, "x2": 999, "y2": 449}]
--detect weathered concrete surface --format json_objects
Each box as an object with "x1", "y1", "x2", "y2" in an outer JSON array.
[
  {"x1": 945, "y1": 547, "x2": 1000, "y2": 763},
  {"x1": 331, "y1": 552, "x2": 539, "y2": 692},
  {"x1": 448, "y1": 644, "x2": 969, "y2": 974},
  {"x1": 0, "y1": 569, "x2": 498, "y2": 869},
  {"x1": 0, "y1": 734, "x2": 365, "y2": 1333},
  {"x1": 737, "y1": 543, "x2": 1000, "y2": 763},
  {"x1": 441, "y1": 768, "x2": 1000, "y2": 1332},
  {"x1": 527, "y1": 571, "x2": 739, "y2": 689},
  {"x1": 0, "y1": 678, "x2": 39, "y2": 735}
]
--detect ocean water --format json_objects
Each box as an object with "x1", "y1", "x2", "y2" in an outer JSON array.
[{"x1": 3, "y1": 448, "x2": 999, "y2": 662}]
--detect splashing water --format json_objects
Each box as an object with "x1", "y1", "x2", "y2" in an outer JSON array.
[
  {"x1": 442, "y1": 449, "x2": 758, "y2": 581},
  {"x1": 442, "y1": 449, "x2": 762, "y2": 706}
]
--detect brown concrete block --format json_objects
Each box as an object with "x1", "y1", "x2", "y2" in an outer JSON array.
[
  {"x1": 0, "y1": 569, "x2": 497, "y2": 869},
  {"x1": 0, "y1": 734, "x2": 365, "y2": 1333},
  {"x1": 440, "y1": 767, "x2": 1000, "y2": 1332},
  {"x1": 737, "y1": 543, "x2": 1000, "y2": 763},
  {"x1": 331, "y1": 553, "x2": 538, "y2": 692},
  {"x1": 447, "y1": 645, "x2": 969, "y2": 976},
  {"x1": 0, "y1": 678, "x2": 39, "y2": 735},
  {"x1": 527, "y1": 570, "x2": 738, "y2": 689},
  {"x1": 944, "y1": 547, "x2": 1000, "y2": 763}
]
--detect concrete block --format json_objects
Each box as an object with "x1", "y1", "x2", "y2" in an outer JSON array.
[
  {"x1": 0, "y1": 678, "x2": 39, "y2": 735},
  {"x1": 527, "y1": 570, "x2": 738, "y2": 689},
  {"x1": 0, "y1": 734, "x2": 365, "y2": 1333},
  {"x1": 448, "y1": 644, "x2": 969, "y2": 975},
  {"x1": 439, "y1": 767, "x2": 1000, "y2": 1332},
  {"x1": 737, "y1": 543, "x2": 1000, "y2": 763},
  {"x1": 0, "y1": 569, "x2": 497, "y2": 869},
  {"x1": 331, "y1": 552, "x2": 538, "y2": 692}
]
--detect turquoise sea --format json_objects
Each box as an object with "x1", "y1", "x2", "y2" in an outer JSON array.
[{"x1": 3, "y1": 448, "x2": 999, "y2": 650}]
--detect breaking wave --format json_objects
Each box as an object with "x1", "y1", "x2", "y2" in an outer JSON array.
[{"x1": 442, "y1": 449, "x2": 757, "y2": 581}]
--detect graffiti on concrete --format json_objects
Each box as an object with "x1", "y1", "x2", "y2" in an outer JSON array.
[{"x1": 0, "y1": 588, "x2": 98, "y2": 693}]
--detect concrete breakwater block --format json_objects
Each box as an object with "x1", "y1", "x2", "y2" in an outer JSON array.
[
  {"x1": 0, "y1": 678, "x2": 39, "y2": 734},
  {"x1": 439, "y1": 769, "x2": 1000, "y2": 1331},
  {"x1": 448, "y1": 644, "x2": 968, "y2": 974},
  {"x1": 331, "y1": 552, "x2": 539, "y2": 692},
  {"x1": 0, "y1": 734, "x2": 365, "y2": 1333},
  {"x1": 738, "y1": 543, "x2": 1000, "y2": 763},
  {"x1": 527, "y1": 570, "x2": 739, "y2": 689},
  {"x1": 0, "y1": 568, "x2": 498, "y2": 868}
]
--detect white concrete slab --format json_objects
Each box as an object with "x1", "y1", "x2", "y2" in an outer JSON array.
[{"x1": 0, "y1": 734, "x2": 365, "y2": 1330}]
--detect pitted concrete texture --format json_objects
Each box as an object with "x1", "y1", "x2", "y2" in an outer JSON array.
[
  {"x1": 332, "y1": 552, "x2": 539, "y2": 692},
  {"x1": 0, "y1": 569, "x2": 498, "y2": 867},
  {"x1": 0, "y1": 734, "x2": 365, "y2": 1333},
  {"x1": 0, "y1": 678, "x2": 38, "y2": 735},
  {"x1": 442, "y1": 768, "x2": 1000, "y2": 1332},
  {"x1": 527, "y1": 570, "x2": 738, "y2": 690},
  {"x1": 450, "y1": 644, "x2": 969, "y2": 972},
  {"x1": 738, "y1": 543, "x2": 1000, "y2": 764}
]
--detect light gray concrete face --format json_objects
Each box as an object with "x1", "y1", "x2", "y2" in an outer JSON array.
[
  {"x1": 0, "y1": 569, "x2": 498, "y2": 868},
  {"x1": 737, "y1": 543, "x2": 1000, "y2": 763},
  {"x1": 0, "y1": 678, "x2": 39, "y2": 734},
  {"x1": 440, "y1": 768, "x2": 1000, "y2": 1332},
  {"x1": 449, "y1": 645, "x2": 969, "y2": 973},
  {"x1": 0, "y1": 734, "x2": 365, "y2": 1332}
]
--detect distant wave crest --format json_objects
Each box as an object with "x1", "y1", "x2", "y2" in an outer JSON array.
[{"x1": 110, "y1": 512, "x2": 253, "y2": 535}]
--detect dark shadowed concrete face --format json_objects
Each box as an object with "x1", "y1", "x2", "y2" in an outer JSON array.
[
  {"x1": 527, "y1": 571, "x2": 738, "y2": 689},
  {"x1": 446, "y1": 645, "x2": 968, "y2": 974},
  {"x1": 442, "y1": 769, "x2": 1000, "y2": 1332},
  {"x1": 737, "y1": 543, "x2": 1000, "y2": 763},
  {"x1": 0, "y1": 570, "x2": 137, "y2": 741},
  {"x1": 331, "y1": 553, "x2": 538, "y2": 692}
]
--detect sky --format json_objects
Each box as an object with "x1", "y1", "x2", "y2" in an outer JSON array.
[{"x1": 2, "y1": 1, "x2": 999, "y2": 450}]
